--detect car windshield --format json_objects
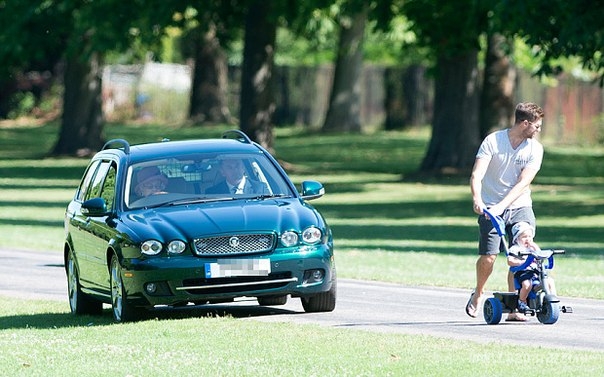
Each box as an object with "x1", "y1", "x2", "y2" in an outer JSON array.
[{"x1": 126, "y1": 152, "x2": 294, "y2": 209}]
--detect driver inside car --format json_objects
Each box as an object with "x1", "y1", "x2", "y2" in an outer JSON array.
[
  {"x1": 206, "y1": 158, "x2": 268, "y2": 195},
  {"x1": 134, "y1": 166, "x2": 168, "y2": 198}
]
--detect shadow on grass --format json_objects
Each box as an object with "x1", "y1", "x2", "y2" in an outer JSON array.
[
  {"x1": 315, "y1": 200, "x2": 472, "y2": 218},
  {"x1": 0, "y1": 302, "x2": 300, "y2": 330},
  {"x1": 148, "y1": 302, "x2": 300, "y2": 321},
  {"x1": 0, "y1": 311, "x2": 113, "y2": 330},
  {"x1": 315, "y1": 189, "x2": 604, "y2": 219},
  {"x1": 0, "y1": 218, "x2": 64, "y2": 227},
  {"x1": 0, "y1": 200, "x2": 67, "y2": 209},
  {"x1": 333, "y1": 240, "x2": 603, "y2": 260},
  {"x1": 0, "y1": 165, "x2": 85, "y2": 181},
  {"x1": 0, "y1": 183, "x2": 77, "y2": 190}
]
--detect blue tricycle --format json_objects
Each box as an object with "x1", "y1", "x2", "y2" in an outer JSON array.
[{"x1": 481, "y1": 209, "x2": 573, "y2": 325}]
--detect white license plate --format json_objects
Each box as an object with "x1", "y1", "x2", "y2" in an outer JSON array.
[{"x1": 204, "y1": 259, "x2": 271, "y2": 278}]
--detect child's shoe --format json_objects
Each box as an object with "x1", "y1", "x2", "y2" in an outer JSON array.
[{"x1": 517, "y1": 300, "x2": 530, "y2": 313}]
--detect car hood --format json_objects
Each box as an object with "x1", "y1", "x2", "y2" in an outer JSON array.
[{"x1": 122, "y1": 198, "x2": 324, "y2": 241}]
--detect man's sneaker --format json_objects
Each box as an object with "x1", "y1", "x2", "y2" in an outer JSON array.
[{"x1": 517, "y1": 300, "x2": 531, "y2": 313}]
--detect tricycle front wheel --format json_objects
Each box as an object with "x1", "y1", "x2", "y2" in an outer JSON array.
[{"x1": 537, "y1": 300, "x2": 560, "y2": 324}]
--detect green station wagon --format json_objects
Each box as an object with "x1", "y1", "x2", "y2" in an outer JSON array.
[{"x1": 64, "y1": 130, "x2": 336, "y2": 322}]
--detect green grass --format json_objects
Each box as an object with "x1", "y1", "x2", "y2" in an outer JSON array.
[
  {"x1": 0, "y1": 121, "x2": 603, "y2": 374},
  {"x1": 1, "y1": 297, "x2": 603, "y2": 377}
]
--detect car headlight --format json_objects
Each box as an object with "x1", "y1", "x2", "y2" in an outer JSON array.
[
  {"x1": 302, "y1": 226, "x2": 322, "y2": 244},
  {"x1": 167, "y1": 240, "x2": 186, "y2": 254},
  {"x1": 280, "y1": 231, "x2": 298, "y2": 247},
  {"x1": 141, "y1": 240, "x2": 163, "y2": 255}
]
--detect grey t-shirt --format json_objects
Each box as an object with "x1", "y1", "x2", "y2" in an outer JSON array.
[{"x1": 476, "y1": 129, "x2": 543, "y2": 209}]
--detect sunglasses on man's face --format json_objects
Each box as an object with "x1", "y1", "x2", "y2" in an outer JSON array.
[{"x1": 526, "y1": 119, "x2": 542, "y2": 130}]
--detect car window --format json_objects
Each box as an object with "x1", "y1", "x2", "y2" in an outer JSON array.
[
  {"x1": 126, "y1": 152, "x2": 294, "y2": 208},
  {"x1": 86, "y1": 161, "x2": 112, "y2": 201},
  {"x1": 76, "y1": 160, "x2": 100, "y2": 202},
  {"x1": 99, "y1": 164, "x2": 117, "y2": 210}
]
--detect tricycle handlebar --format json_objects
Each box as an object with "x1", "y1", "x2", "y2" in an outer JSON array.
[{"x1": 518, "y1": 249, "x2": 565, "y2": 258}]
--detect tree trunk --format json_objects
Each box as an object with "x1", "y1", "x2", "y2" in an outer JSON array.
[
  {"x1": 52, "y1": 52, "x2": 104, "y2": 156},
  {"x1": 322, "y1": 8, "x2": 368, "y2": 133},
  {"x1": 384, "y1": 65, "x2": 429, "y2": 130},
  {"x1": 0, "y1": 78, "x2": 17, "y2": 119},
  {"x1": 384, "y1": 67, "x2": 405, "y2": 130},
  {"x1": 419, "y1": 50, "x2": 481, "y2": 174},
  {"x1": 189, "y1": 23, "x2": 232, "y2": 124},
  {"x1": 480, "y1": 33, "x2": 516, "y2": 139},
  {"x1": 239, "y1": 1, "x2": 276, "y2": 151},
  {"x1": 403, "y1": 64, "x2": 429, "y2": 127}
]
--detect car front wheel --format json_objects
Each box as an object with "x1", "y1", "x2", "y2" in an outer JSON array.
[
  {"x1": 67, "y1": 250, "x2": 102, "y2": 316},
  {"x1": 301, "y1": 281, "x2": 336, "y2": 312},
  {"x1": 110, "y1": 255, "x2": 143, "y2": 323}
]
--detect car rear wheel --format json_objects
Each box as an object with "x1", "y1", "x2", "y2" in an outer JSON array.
[
  {"x1": 110, "y1": 255, "x2": 143, "y2": 323},
  {"x1": 257, "y1": 295, "x2": 288, "y2": 306},
  {"x1": 301, "y1": 281, "x2": 336, "y2": 312},
  {"x1": 67, "y1": 250, "x2": 102, "y2": 315}
]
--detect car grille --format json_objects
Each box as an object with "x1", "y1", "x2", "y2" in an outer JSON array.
[
  {"x1": 193, "y1": 233, "x2": 275, "y2": 256},
  {"x1": 181, "y1": 272, "x2": 294, "y2": 295}
]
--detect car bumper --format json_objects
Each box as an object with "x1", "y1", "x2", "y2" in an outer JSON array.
[{"x1": 120, "y1": 245, "x2": 335, "y2": 307}]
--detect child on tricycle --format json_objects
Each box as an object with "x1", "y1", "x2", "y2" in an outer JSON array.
[{"x1": 482, "y1": 212, "x2": 572, "y2": 324}]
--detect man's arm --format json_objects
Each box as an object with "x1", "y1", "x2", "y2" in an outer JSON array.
[{"x1": 470, "y1": 158, "x2": 489, "y2": 215}]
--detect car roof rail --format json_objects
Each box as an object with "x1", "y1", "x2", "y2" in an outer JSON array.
[
  {"x1": 222, "y1": 129, "x2": 253, "y2": 144},
  {"x1": 102, "y1": 138, "x2": 130, "y2": 154}
]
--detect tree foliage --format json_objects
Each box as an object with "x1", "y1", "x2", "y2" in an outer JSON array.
[
  {"x1": 1, "y1": 0, "x2": 603, "y2": 158},
  {"x1": 497, "y1": 0, "x2": 604, "y2": 84}
]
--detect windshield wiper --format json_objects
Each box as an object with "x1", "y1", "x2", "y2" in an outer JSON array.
[
  {"x1": 249, "y1": 193, "x2": 290, "y2": 200},
  {"x1": 155, "y1": 197, "x2": 236, "y2": 207}
]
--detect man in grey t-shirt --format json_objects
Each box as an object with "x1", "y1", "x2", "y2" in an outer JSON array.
[{"x1": 466, "y1": 102, "x2": 544, "y2": 321}]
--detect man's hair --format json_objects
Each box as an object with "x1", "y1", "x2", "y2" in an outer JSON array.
[{"x1": 514, "y1": 102, "x2": 544, "y2": 124}]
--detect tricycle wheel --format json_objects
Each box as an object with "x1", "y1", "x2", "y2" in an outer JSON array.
[
  {"x1": 484, "y1": 297, "x2": 503, "y2": 325},
  {"x1": 537, "y1": 300, "x2": 560, "y2": 324}
]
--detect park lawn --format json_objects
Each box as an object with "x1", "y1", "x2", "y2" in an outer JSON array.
[{"x1": 0, "y1": 296, "x2": 602, "y2": 377}]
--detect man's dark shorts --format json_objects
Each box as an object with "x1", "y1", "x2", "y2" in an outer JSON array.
[{"x1": 478, "y1": 206, "x2": 536, "y2": 255}]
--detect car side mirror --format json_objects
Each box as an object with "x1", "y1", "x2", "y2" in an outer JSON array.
[
  {"x1": 300, "y1": 180, "x2": 325, "y2": 200},
  {"x1": 81, "y1": 197, "x2": 110, "y2": 217}
]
